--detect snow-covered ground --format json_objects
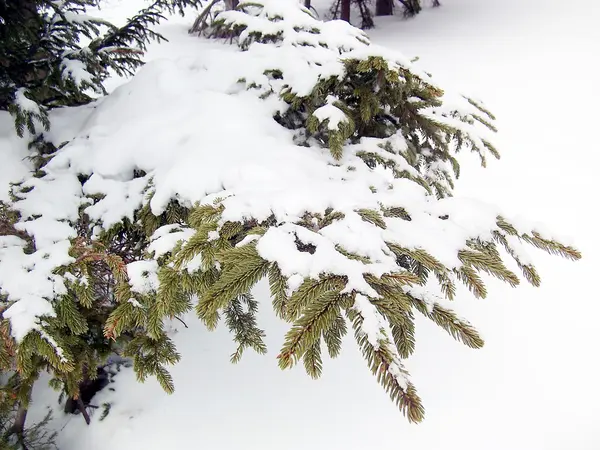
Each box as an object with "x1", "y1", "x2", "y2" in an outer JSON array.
[{"x1": 11, "y1": 0, "x2": 600, "y2": 449}]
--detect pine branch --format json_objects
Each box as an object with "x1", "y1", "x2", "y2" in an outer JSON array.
[{"x1": 347, "y1": 306, "x2": 424, "y2": 423}]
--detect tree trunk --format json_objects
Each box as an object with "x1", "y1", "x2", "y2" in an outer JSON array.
[
  {"x1": 189, "y1": 0, "x2": 221, "y2": 34},
  {"x1": 77, "y1": 398, "x2": 91, "y2": 425},
  {"x1": 224, "y1": 0, "x2": 239, "y2": 10},
  {"x1": 6, "y1": 403, "x2": 29, "y2": 447},
  {"x1": 403, "y1": 0, "x2": 422, "y2": 16},
  {"x1": 340, "y1": 0, "x2": 351, "y2": 22},
  {"x1": 304, "y1": 0, "x2": 311, "y2": 8},
  {"x1": 375, "y1": 0, "x2": 393, "y2": 16}
]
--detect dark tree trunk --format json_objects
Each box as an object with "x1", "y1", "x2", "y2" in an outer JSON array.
[
  {"x1": 224, "y1": 0, "x2": 238, "y2": 10},
  {"x1": 12, "y1": 404, "x2": 28, "y2": 436},
  {"x1": 340, "y1": 0, "x2": 351, "y2": 22},
  {"x1": 400, "y1": 0, "x2": 422, "y2": 16},
  {"x1": 375, "y1": 0, "x2": 394, "y2": 16},
  {"x1": 304, "y1": 0, "x2": 311, "y2": 8},
  {"x1": 77, "y1": 398, "x2": 91, "y2": 425},
  {"x1": 6, "y1": 403, "x2": 29, "y2": 448},
  {"x1": 64, "y1": 366, "x2": 109, "y2": 425}
]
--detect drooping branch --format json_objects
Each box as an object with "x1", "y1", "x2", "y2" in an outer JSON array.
[{"x1": 189, "y1": 0, "x2": 222, "y2": 34}]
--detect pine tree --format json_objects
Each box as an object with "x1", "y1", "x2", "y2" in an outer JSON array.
[
  {"x1": 376, "y1": 0, "x2": 394, "y2": 16},
  {"x1": 0, "y1": 0, "x2": 201, "y2": 439},
  {"x1": 0, "y1": 313, "x2": 57, "y2": 449},
  {"x1": 400, "y1": 0, "x2": 422, "y2": 16},
  {"x1": 0, "y1": 0, "x2": 580, "y2": 429},
  {"x1": 331, "y1": 0, "x2": 427, "y2": 26},
  {"x1": 0, "y1": 0, "x2": 200, "y2": 141},
  {"x1": 341, "y1": 0, "x2": 351, "y2": 22},
  {"x1": 330, "y1": 0, "x2": 373, "y2": 28}
]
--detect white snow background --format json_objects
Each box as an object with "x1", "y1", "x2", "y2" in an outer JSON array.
[{"x1": 2, "y1": 0, "x2": 598, "y2": 449}]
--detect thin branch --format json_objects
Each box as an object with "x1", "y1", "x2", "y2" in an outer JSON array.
[
  {"x1": 174, "y1": 316, "x2": 189, "y2": 328},
  {"x1": 77, "y1": 398, "x2": 91, "y2": 425},
  {"x1": 189, "y1": 0, "x2": 221, "y2": 35}
]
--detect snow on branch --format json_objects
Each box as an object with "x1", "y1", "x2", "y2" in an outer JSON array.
[{"x1": 0, "y1": 0, "x2": 579, "y2": 421}]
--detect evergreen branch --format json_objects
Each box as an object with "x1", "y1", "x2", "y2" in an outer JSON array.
[
  {"x1": 381, "y1": 206, "x2": 411, "y2": 221},
  {"x1": 496, "y1": 217, "x2": 581, "y2": 261},
  {"x1": 435, "y1": 271, "x2": 456, "y2": 301},
  {"x1": 197, "y1": 244, "x2": 269, "y2": 328},
  {"x1": 391, "y1": 320, "x2": 416, "y2": 359},
  {"x1": 457, "y1": 249, "x2": 520, "y2": 287},
  {"x1": 187, "y1": 203, "x2": 224, "y2": 228},
  {"x1": 302, "y1": 340, "x2": 323, "y2": 379},
  {"x1": 268, "y1": 264, "x2": 289, "y2": 319},
  {"x1": 356, "y1": 208, "x2": 386, "y2": 229},
  {"x1": 322, "y1": 313, "x2": 346, "y2": 358},
  {"x1": 387, "y1": 244, "x2": 447, "y2": 275},
  {"x1": 225, "y1": 293, "x2": 267, "y2": 363},
  {"x1": 347, "y1": 308, "x2": 424, "y2": 423},
  {"x1": 171, "y1": 223, "x2": 217, "y2": 270},
  {"x1": 493, "y1": 231, "x2": 541, "y2": 286},
  {"x1": 454, "y1": 265, "x2": 487, "y2": 298},
  {"x1": 408, "y1": 296, "x2": 484, "y2": 349},
  {"x1": 525, "y1": 232, "x2": 581, "y2": 261},
  {"x1": 286, "y1": 275, "x2": 346, "y2": 321},
  {"x1": 278, "y1": 291, "x2": 344, "y2": 372}
]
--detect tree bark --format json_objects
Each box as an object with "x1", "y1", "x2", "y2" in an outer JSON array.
[
  {"x1": 4, "y1": 403, "x2": 29, "y2": 448},
  {"x1": 402, "y1": 0, "x2": 422, "y2": 15},
  {"x1": 11, "y1": 404, "x2": 28, "y2": 438},
  {"x1": 304, "y1": 0, "x2": 311, "y2": 8},
  {"x1": 375, "y1": 0, "x2": 394, "y2": 16},
  {"x1": 77, "y1": 398, "x2": 91, "y2": 425},
  {"x1": 340, "y1": 0, "x2": 351, "y2": 22},
  {"x1": 224, "y1": 0, "x2": 239, "y2": 10}
]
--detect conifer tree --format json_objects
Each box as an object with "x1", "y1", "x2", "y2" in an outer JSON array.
[
  {"x1": 330, "y1": 0, "x2": 373, "y2": 27},
  {"x1": 0, "y1": 0, "x2": 200, "y2": 141},
  {"x1": 0, "y1": 0, "x2": 200, "y2": 440},
  {"x1": 0, "y1": 310, "x2": 57, "y2": 449},
  {"x1": 331, "y1": 0, "x2": 426, "y2": 26},
  {"x1": 376, "y1": 0, "x2": 394, "y2": 16},
  {"x1": 0, "y1": 0, "x2": 580, "y2": 430},
  {"x1": 404, "y1": 0, "x2": 422, "y2": 15}
]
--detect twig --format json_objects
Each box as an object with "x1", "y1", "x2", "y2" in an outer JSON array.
[
  {"x1": 174, "y1": 316, "x2": 188, "y2": 328},
  {"x1": 77, "y1": 398, "x2": 91, "y2": 425}
]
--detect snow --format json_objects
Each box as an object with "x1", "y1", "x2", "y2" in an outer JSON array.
[
  {"x1": 3, "y1": 0, "x2": 517, "y2": 345},
  {"x1": 13, "y1": 88, "x2": 42, "y2": 114},
  {"x1": 353, "y1": 293, "x2": 409, "y2": 388},
  {"x1": 503, "y1": 233, "x2": 534, "y2": 266},
  {"x1": 61, "y1": 58, "x2": 95, "y2": 87},
  {"x1": 312, "y1": 95, "x2": 349, "y2": 130},
  {"x1": 148, "y1": 225, "x2": 195, "y2": 258},
  {"x1": 127, "y1": 260, "x2": 159, "y2": 294},
  {"x1": 0, "y1": 238, "x2": 72, "y2": 342},
  {"x1": 83, "y1": 173, "x2": 150, "y2": 229},
  {"x1": 257, "y1": 222, "x2": 389, "y2": 296},
  {"x1": 5, "y1": 0, "x2": 599, "y2": 449},
  {"x1": 207, "y1": 230, "x2": 220, "y2": 241},
  {"x1": 0, "y1": 113, "x2": 31, "y2": 201},
  {"x1": 235, "y1": 234, "x2": 260, "y2": 247}
]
